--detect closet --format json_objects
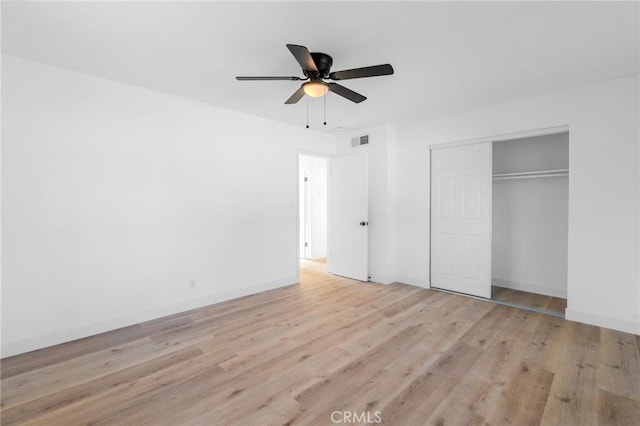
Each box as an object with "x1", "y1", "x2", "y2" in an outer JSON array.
[
  {"x1": 430, "y1": 129, "x2": 569, "y2": 313},
  {"x1": 491, "y1": 132, "x2": 569, "y2": 309}
]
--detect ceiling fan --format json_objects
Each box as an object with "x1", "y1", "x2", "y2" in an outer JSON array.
[{"x1": 236, "y1": 44, "x2": 394, "y2": 104}]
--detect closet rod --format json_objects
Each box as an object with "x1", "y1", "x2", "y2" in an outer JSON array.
[
  {"x1": 493, "y1": 168, "x2": 569, "y2": 180},
  {"x1": 493, "y1": 172, "x2": 569, "y2": 181},
  {"x1": 493, "y1": 168, "x2": 569, "y2": 178}
]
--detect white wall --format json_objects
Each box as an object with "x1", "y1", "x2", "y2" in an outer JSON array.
[
  {"x1": 492, "y1": 133, "x2": 569, "y2": 298},
  {"x1": 1, "y1": 55, "x2": 334, "y2": 357},
  {"x1": 299, "y1": 154, "x2": 328, "y2": 260},
  {"x1": 395, "y1": 74, "x2": 639, "y2": 334},
  {"x1": 335, "y1": 125, "x2": 397, "y2": 284},
  {"x1": 3, "y1": 55, "x2": 637, "y2": 357}
]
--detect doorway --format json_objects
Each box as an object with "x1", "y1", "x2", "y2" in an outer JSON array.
[{"x1": 299, "y1": 154, "x2": 329, "y2": 275}]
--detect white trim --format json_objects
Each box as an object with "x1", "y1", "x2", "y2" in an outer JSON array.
[
  {"x1": 368, "y1": 274, "x2": 394, "y2": 285},
  {"x1": 296, "y1": 149, "x2": 332, "y2": 159},
  {"x1": 429, "y1": 125, "x2": 569, "y2": 150},
  {"x1": 427, "y1": 148, "x2": 432, "y2": 292},
  {"x1": 0, "y1": 276, "x2": 297, "y2": 358},
  {"x1": 492, "y1": 278, "x2": 567, "y2": 299},
  {"x1": 565, "y1": 308, "x2": 640, "y2": 335}
]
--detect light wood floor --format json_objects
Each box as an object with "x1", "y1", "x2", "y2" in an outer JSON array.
[
  {"x1": 1, "y1": 261, "x2": 638, "y2": 425},
  {"x1": 492, "y1": 286, "x2": 567, "y2": 315}
]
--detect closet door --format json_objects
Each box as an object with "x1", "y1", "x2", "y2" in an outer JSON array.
[{"x1": 431, "y1": 142, "x2": 492, "y2": 298}]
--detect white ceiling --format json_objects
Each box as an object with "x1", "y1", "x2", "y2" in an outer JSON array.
[{"x1": 2, "y1": 1, "x2": 639, "y2": 133}]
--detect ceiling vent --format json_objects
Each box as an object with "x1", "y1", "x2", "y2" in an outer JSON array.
[{"x1": 351, "y1": 135, "x2": 369, "y2": 147}]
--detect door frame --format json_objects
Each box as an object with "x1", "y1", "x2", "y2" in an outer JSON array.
[
  {"x1": 296, "y1": 150, "x2": 331, "y2": 283},
  {"x1": 428, "y1": 124, "x2": 570, "y2": 293},
  {"x1": 300, "y1": 166, "x2": 309, "y2": 260}
]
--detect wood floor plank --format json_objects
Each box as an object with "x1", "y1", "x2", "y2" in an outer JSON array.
[
  {"x1": 1, "y1": 315, "x2": 195, "y2": 382},
  {"x1": 482, "y1": 361, "x2": 554, "y2": 426},
  {"x1": 218, "y1": 284, "x2": 419, "y2": 373},
  {"x1": 2, "y1": 337, "x2": 160, "y2": 408},
  {"x1": 432, "y1": 329, "x2": 533, "y2": 424},
  {"x1": 296, "y1": 341, "x2": 442, "y2": 425},
  {"x1": 17, "y1": 354, "x2": 225, "y2": 426},
  {"x1": 1, "y1": 326, "x2": 134, "y2": 381},
  {"x1": 423, "y1": 299, "x2": 494, "y2": 354},
  {"x1": 0, "y1": 346, "x2": 202, "y2": 426},
  {"x1": 378, "y1": 342, "x2": 484, "y2": 425},
  {"x1": 539, "y1": 320, "x2": 600, "y2": 425},
  {"x1": 290, "y1": 324, "x2": 428, "y2": 422},
  {"x1": 337, "y1": 298, "x2": 431, "y2": 354},
  {"x1": 1, "y1": 259, "x2": 638, "y2": 425},
  {"x1": 598, "y1": 328, "x2": 640, "y2": 401},
  {"x1": 599, "y1": 389, "x2": 640, "y2": 426},
  {"x1": 117, "y1": 290, "x2": 420, "y2": 424}
]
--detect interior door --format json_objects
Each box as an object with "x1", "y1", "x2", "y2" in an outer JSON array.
[
  {"x1": 329, "y1": 153, "x2": 368, "y2": 281},
  {"x1": 431, "y1": 142, "x2": 492, "y2": 298}
]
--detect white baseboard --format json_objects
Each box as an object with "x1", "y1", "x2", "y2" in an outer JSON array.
[
  {"x1": 369, "y1": 274, "x2": 395, "y2": 285},
  {"x1": 392, "y1": 275, "x2": 429, "y2": 288},
  {"x1": 0, "y1": 276, "x2": 297, "y2": 358},
  {"x1": 492, "y1": 278, "x2": 567, "y2": 299},
  {"x1": 565, "y1": 308, "x2": 640, "y2": 335}
]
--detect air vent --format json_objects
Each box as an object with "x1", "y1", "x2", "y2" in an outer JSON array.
[{"x1": 351, "y1": 135, "x2": 369, "y2": 147}]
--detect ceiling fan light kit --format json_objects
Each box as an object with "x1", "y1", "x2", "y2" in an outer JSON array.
[
  {"x1": 302, "y1": 81, "x2": 328, "y2": 97},
  {"x1": 236, "y1": 44, "x2": 394, "y2": 127}
]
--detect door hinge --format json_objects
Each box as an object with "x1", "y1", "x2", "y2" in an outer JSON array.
[
  {"x1": 304, "y1": 242, "x2": 308, "y2": 247},
  {"x1": 304, "y1": 177, "x2": 308, "y2": 182}
]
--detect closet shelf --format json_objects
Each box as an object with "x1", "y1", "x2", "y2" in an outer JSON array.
[{"x1": 493, "y1": 168, "x2": 569, "y2": 181}]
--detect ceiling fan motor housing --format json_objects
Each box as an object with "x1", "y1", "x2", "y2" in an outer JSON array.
[{"x1": 309, "y1": 52, "x2": 333, "y2": 78}]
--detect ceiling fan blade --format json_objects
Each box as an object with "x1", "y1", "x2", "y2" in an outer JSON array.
[
  {"x1": 285, "y1": 86, "x2": 306, "y2": 104},
  {"x1": 286, "y1": 44, "x2": 318, "y2": 73},
  {"x1": 328, "y1": 83, "x2": 367, "y2": 103},
  {"x1": 236, "y1": 76, "x2": 303, "y2": 81},
  {"x1": 329, "y1": 64, "x2": 394, "y2": 81}
]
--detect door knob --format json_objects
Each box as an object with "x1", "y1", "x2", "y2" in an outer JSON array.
[{"x1": 359, "y1": 221, "x2": 368, "y2": 226}]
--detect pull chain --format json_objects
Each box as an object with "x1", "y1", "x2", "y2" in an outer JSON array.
[
  {"x1": 323, "y1": 95, "x2": 327, "y2": 126},
  {"x1": 306, "y1": 97, "x2": 309, "y2": 129}
]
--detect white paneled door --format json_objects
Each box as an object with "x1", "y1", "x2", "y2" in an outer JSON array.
[
  {"x1": 329, "y1": 153, "x2": 368, "y2": 281},
  {"x1": 431, "y1": 142, "x2": 492, "y2": 298}
]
